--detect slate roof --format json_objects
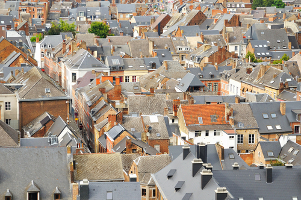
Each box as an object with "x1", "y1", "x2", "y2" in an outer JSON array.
[
  {"x1": 222, "y1": 148, "x2": 250, "y2": 170},
  {"x1": 279, "y1": 140, "x2": 301, "y2": 165},
  {"x1": 129, "y1": 39, "x2": 150, "y2": 58},
  {"x1": 249, "y1": 102, "x2": 292, "y2": 134},
  {"x1": 0, "y1": 147, "x2": 71, "y2": 200},
  {"x1": 117, "y1": 4, "x2": 135, "y2": 13},
  {"x1": 40, "y1": 35, "x2": 63, "y2": 49},
  {"x1": 0, "y1": 83, "x2": 13, "y2": 94},
  {"x1": 120, "y1": 153, "x2": 140, "y2": 174},
  {"x1": 213, "y1": 167, "x2": 301, "y2": 200},
  {"x1": 230, "y1": 104, "x2": 258, "y2": 130},
  {"x1": 258, "y1": 141, "x2": 281, "y2": 160},
  {"x1": 192, "y1": 95, "x2": 236, "y2": 104},
  {"x1": 73, "y1": 153, "x2": 124, "y2": 181},
  {"x1": 106, "y1": 124, "x2": 126, "y2": 141},
  {"x1": 142, "y1": 115, "x2": 170, "y2": 140},
  {"x1": 277, "y1": 90, "x2": 297, "y2": 101},
  {"x1": 253, "y1": 29, "x2": 289, "y2": 50},
  {"x1": 127, "y1": 94, "x2": 167, "y2": 115},
  {"x1": 23, "y1": 112, "x2": 55, "y2": 137},
  {"x1": 210, "y1": 14, "x2": 233, "y2": 31},
  {"x1": 175, "y1": 72, "x2": 205, "y2": 92},
  {"x1": 134, "y1": 155, "x2": 171, "y2": 185},
  {"x1": 0, "y1": 120, "x2": 19, "y2": 146},
  {"x1": 88, "y1": 182, "x2": 141, "y2": 200}
]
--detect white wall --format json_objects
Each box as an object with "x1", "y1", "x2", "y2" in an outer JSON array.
[
  {"x1": 0, "y1": 93, "x2": 18, "y2": 129},
  {"x1": 229, "y1": 79, "x2": 241, "y2": 96},
  {"x1": 34, "y1": 42, "x2": 41, "y2": 68}
]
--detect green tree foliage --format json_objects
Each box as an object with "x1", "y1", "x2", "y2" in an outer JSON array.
[
  {"x1": 245, "y1": 51, "x2": 262, "y2": 63},
  {"x1": 46, "y1": 19, "x2": 76, "y2": 36},
  {"x1": 271, "y1": 0, "x2": 286, "y2": 8},
  {"x1": 88, "y1": 21, "x2": 114, "y2": 38},
  {"x1": 30, "y1": 33, "x2": 43, "y2": 42},
  {"x1": 252, "y1": 0, "x2": 285, "y2": 9},
  {"x1": 270, "y1": 160, "x2": 284, "y2": 166},
  {"x1": 272, "y1": 53, "x2": 289, "y2": 64}
]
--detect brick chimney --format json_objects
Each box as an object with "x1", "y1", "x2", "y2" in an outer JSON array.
[
  {"x1": 15, "y1": 69, "x2": 19, "y2": 76},
  {"x1": 260, "y1": 19, "x2": 264, "y2": 23},
  {"x1": 280, "y1": 102, "x2": 286, "y2": 115},
  {"x1": 62, "y1": 39, "x2": 66, "y2": 55},
  {"x1": 173, "y1": 99, "x2": 181, "y2": 117},
  {"x1": 99, "y1": 88, "x2": 106, "y2": 94},
  {"x1": 283, "y1": 13, "x2": 286, "y2": 19},
  {"x1": 150, "y1": 87, "x2": 154, "y2": 94},
  {"x1": 183, "y1": 144, "x2": 190, "y2": 160},
  {"x1": 214, "y1": 64, "x2": 218, "y2": 71},
  {"x1": 257, "y1": 65, "x2": 267, "y2": 80},
  {"x1": 246, "y1": 68, "x2": 252, "y2": 74},
  {"x1": 200, "y1": 32, "x2": 204, "y2": 42},
  {"x1": 163, "y1": 61, "x2": 168, "y2": 70},
  {"x1": 36, "y1": 35, "x2": 39, "y2": 43},
  {"x1": 108, "y1": 114, "x2": 117, "y2": 129}
]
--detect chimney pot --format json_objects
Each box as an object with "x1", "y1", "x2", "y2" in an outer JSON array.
[
  {"x1": 285, "y1": 163, "x2": 293, "y2": 168},
  {"x1": 258, "y1": 163, "x2": 264, "y2": 169}
]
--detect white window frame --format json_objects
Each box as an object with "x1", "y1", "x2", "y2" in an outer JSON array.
[{"x1": 5, "y1": 102, "x2": 11, "y2": 110}]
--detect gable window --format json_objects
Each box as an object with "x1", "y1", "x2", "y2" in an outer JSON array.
[
  {"x1": 237, "y1": 134, "x2": 243, "y2": 143},
  {"x1": 152, "y1": 189, "x2": 156, "y2": 197},
  {"x1": 195, "y1": 131, "x2": 201, "y2": 137},
  {"x1": 142, "y1": 189, "x2": 147, "y2": 196},
  {"x1": 28, "y1": 192, "x2": 38, "y2": 200},
  {"x1": 205, "y1": 130, "x2": 209, "y2": 136},
  {"x1": 125, "y1": 76, "x2": 129, "y2": 82},
  {"x1": 5, "y1": 102, "x2": 11, "y2": 110},
  {"x1": 249, "y1": 134, "x2": 254, "y2": 144},
  {"x1": 107, "y1": 191, "x2": 113, "y2": 200},
  {"x1": 79, "y1": 11, "x2": 85, "y2": 16},
  {"x1": 267, "y1": 151, "x2": 274, "y2": 157},
  {"x1": 72, "y1": 73, "x2": 76, "y2": 82},
  {"x1": 214, "y1": 130, "x2": 220, "y2": 136}
]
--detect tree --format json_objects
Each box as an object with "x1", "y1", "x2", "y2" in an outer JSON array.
[
  {"x1": 88, "y1": 21, "x2": 114, "y2": 38},
  {"x1": 272, "y1": 53, "x2": 289, "y2": 64},
  {"x1": 46, "y1": 19, "x2": 76, "y2": 36},
  {"x1": 252, "y1": 0, "x2": 263, "y2": 9},
  {"x1": 30, "y1": 33, "x2": 43, "y2": 42},
  {"x1": 245, "y1": 51, "x2": 262, "y2": 63},
  {"x1": 263, "y1": 0, "x2": 274, "y2": 7},
  {"x1": 271, "y1": 0, "x2": 285, "y2": 8}
]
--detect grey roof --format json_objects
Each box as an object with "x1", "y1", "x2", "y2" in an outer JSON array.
[
  {"x1": 284, "y1": 101, "x2": 301, "y2": 123},
  {"x1": 88, "y1": 182, "x2": 141, "y2": 200},
  {"x1": 0, "y1": 119, "x2": 19, "y2": 146},
  {"x1": 0, "y1": 15, "x2": 14, "y2": 27},
  {"x1": 231, "y1": 104, "x2": 258, "y2": 130},
  {"x1": 20, "y1": 137, "x2": 58, "y2": 147},
  {"x1": 210, "y1": 14, "x2": 233, "y2": 32},
  {"x1": 222, "y1": 148, "x2": 251, "y2": 170},
  {"x1": 258, "y1": 141, "x2": 281, "y2": 160},
  {"x1": 0, "y1": 147, "x2": 71, "y2": 200},
  {"x1": 152, "y1": 150, "x2": 221, "y2": 200},
  {"x1": 47, "y1": 116, "x2": 67, "y2": 136},
  {"x1": 22, "y1": 112, "x2": 55, "y2": 137},
  {"x1": 40, "y1": 35, "x2": 63, "y2": 49},
  {"x1": 253, "y1": 29, "x2": 289, "y2": 50},
  {"x1": 188, "y1": 65, "x2": 232, "y2": 80},
  {"x1": 106, "y1": 124, "x2": 126, "y2": 140},
  {"x1": 143, "y1": 57, "x2": 160, "y2": 69},
  {"x1": 175, "y1": 73, "x2": 205, "y2": 92},
  {"x1": 249, "y1": 102, "x2": 292, "y2": 134},
  {"x1": 277, "y1": 90, "x2": 297, "y2": 101},
  {"x1": 213, "y1": 167, "x2": 301, "y2": 200},
  {"x1": 112, "y1": 136, "x2": 159, "y2": 155},
  {"x1": 117, "y1": 4, "x2": 135, "y2": 13},
  {"x1": 153, "y1": 49, "x2": 173, "y2": 64},
  {"x1": 279, "y1": 140, "x2": 301, "y2": 165},
  {"x1": 98, "y1": 134, "x2": 106, "y2": 148},
  {"x1": 192, "y1": 95, "x2": 236, "y2": 104},
  {"x1": 178, "y1": 26, "x2": 219, "y2": 37}
]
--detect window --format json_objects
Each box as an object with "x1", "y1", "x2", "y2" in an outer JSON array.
[
  {"x1": 267, "y1": 126, "x2": 273, "y2": 130},
  {"x1": 229, "y1": 136, "x2": 234, "y2": 139},
  {"x1": 288, "y1": 147, "x2": 294, "y2": 153},
  {"x1": 107, "y1": 191, "x2": 113, "y2": 200},
  {"x1": 28, "y1": 192, "x2": 38, "y2": 200},
  {"x1": 293, "y1": 150, "x2": 299, "y2": 155},
  {"x1": 154, "y1": 145, "x2": 160, "y2": 152},
  {"x1": 275, "y1": 125, "x2": 281, "y2": 130},
  {"x1": 125, "y1": 76, "x2": 129, "y2": 82},
  {"x1": 213, "y1": 83, "x2": 218, "y2": 92},
  {"x1": 72, "y1": 73, "x2": 76, "y2": 82},
  {"x1": 237, "y1": 134, "x2": 243, "y2": 144},
  {"x1": 152, "y1": 189, "x2": 156, "y2": 197},
  {"x1": 181, "y1": 55, "x2": 185, "y2": 60},
  {"x1": 249, "y1": 134, "x2": 254, "y2": 144},
  {"x1": 271, "y1": 113, "x2": 276, "y2": 118},
  {"x1": 2, "y1": 27, "x2": 4, "y2": 30},
  {"x1": 5, "y1": 119, "x2": 11, "y2": 125},
  {"x1": 205, "y1": 130, "x2": 209, "y2": 136},
  {"x1": 295, "y1": 125, "x2": 300, "y2": 134},
  {"x1": 54, "y1": 194, "x2": 60, "y2": 199},
  {"x1": 235, "y1": 46, "x2": 238, "y2": 51},
  {"x1": 142, "y1": 189, "x2": 146, "y2": 196},
  {"x1": 262, "y1": 113, "x2": 269, "y2": 119},
  {"x1": 132, "y1": 76, "x2": 136, "y2": 82},
  {"x1": 267, "y1": 151, "x2": 274, "y2": 157},
  {"x1": 208, "y1": 83, "x2": 212, "y2": 91},
  {"x1": 5, "y1": 102, "x2": 11, "y2": 110},
  {"x1": 132, "y1": 149, "x2": 137, "y2": 153},
  {"x1": 195, "y1": 131, "x2": 201, "y2": 137},
  {"x1": 214, "y1": 130, "x2": 220, "y2": 136},
  {"x1": 79, "y1": 11, "x2": 84, "y2": 16}
]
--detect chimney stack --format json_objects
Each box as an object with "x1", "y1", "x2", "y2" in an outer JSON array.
[
  {"x1": 183, "y1": 144, "x2": 190, "y2": 160},
  {"x1": 79, "y1": 179, "x2": 89, "y2": 200},
  {"x1": 200, "y1": 32, "x2": 204, "y2": 42},
  {"x1": 204, "y1": 163, "x2": 213, "y2": 171},
  {"x1": 285, "y1": 163, "x2": 293, "y2": 168},
  {"x1": 199, "y1": 143, "x2": 207, "y2": 163},
  {"x1": 192, "y1": 158, "x2": 203, "y2": 177},
  {"x1": 163, "y1": 61, "x2": 168, "y2": 70},
  {"x1": 280, "y1": 102, "x2": 286, "y2": 115},
  {"x1": 201, "y1": 169, "x2": 213, "y2": 189},
  {"x1": 173, "y1": 99, "x2": 181, "y2": 117},
  {"x1": 266, "y1": 164, "x2": 273, "y2": 183},
  {"x1": 150, "y1": 87, "x2": 154, "y2": 94},
  {"x1": 258, "y1": 163, "x2": 264, "y2": 169},
  {"x1": 215, "y1": 187, "x2": 228, "y2": 200},
  {"x1": 129, "y1": 173, "x2": 137, "y2": 182},
  {"x1": 232, "y1": 162, "x2": 239, "y2": 170}
]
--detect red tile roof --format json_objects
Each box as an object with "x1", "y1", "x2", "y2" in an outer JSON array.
[{"x1": 181, "y1": 104, "x2": 228, "y2": 126}]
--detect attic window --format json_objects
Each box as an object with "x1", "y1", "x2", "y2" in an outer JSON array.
[
  {"x1": 261, "y1": 32, "x2": 264, "y2": 34},
  {"x1": 229, "y1": 153, "x2": 234, "y2": 159},
  {"x1": 259, "y1": 45, "x2": 262, "y2": 47},
  {"x1": 45, "y1": 88, "x2": 50, "y2": 93},
  {"x1": 210, "y1": 115, "x2": 218, "y2": 122},
  {"x1": 271, "y1": 113, "x2": 276, "y2": 118},
  {"x1": 275, "y1": 125, "x2": 281, "y2": 130},
  {"x1": 288, "y1": 158, "x2": 295, "y2": 164},
  {"x1": 128, "y1": 65, "x2": 133, "y2": 68},
  {"x1": 267, "y1": 126, "x2": 273, "y2": 130},
  {"x1": 293, "y1": 150, "x2": 299, "y2": 155},
  {"x1": 267, "y1": 151, "x2": 274, "y2": 157},
  {"x1": 255, "y1": 45, "x2": 258, "y2": 48},
  {"x1": 238, "y1": 122, "x2": 244, "y2": 128},
  {"x1": 264, "y1": 45, "x2": 267, "y2": 47},
  {"x1": 277, "y1": 40, "x2": 280, "y2": 43},
  {"x1": 288, "y1": 147, "x2": 294, "y2": 153},
  {"x1": 198, "y1": 117, "x2": 203, "y2": 124},
  {"x1": 255, "y1": 174, "x2": 260, "y2": 181},
  {"x1": 262, "y1": 114, "x2": 269, "y2": 119}
]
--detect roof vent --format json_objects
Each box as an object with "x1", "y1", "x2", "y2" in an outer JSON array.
[
  {"x1": 175, "y1": 181, "x2": 185, "y2": 192},
  {"x1": 232, "y1": 162, "x2": 239, "y2": 170},
  {"x1": 167, "y1": 169, "x2": 176, "y2": 179}
]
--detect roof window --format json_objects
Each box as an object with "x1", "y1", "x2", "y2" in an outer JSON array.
[
  {"x1": 271, "y1": 113, "x2": 276, "y2": 118},
  {"x1": 267, "y1": 151, "x2": 274, "y2": 157},
  {"x1": 175, "y1": 181, "x2": 185, "y2": 192},
  {"x1": 263, "y1": 113, "x2": 269, "y2": 119},
  {"x1": 275, "y1": 125, "x2": 281, "y2": 130},
  {"x1": 288, "y1": 147, "x2": 294, "y2": 153},
  {"x1": 293, "y1": 150, "x2": 299, "y2": 155},
  {"x1": 255, "y1": 174, "x2": 260, "y2": 181},
  {"x1": 267, "y1": 126, "x2": 273, "y2": 130},
  {"x1": 229, "y1": 153, "x2": 234, "y2": 159},
  {"x1": 198, "y1": 117, "x2": 203, "y2": 124},
  {"x1": 167, "y1": 169, "x2": 176, "y2": 179}
]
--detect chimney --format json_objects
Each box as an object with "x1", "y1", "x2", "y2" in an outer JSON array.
[
  {"x1": 215, "y1": 187, "x2": 228, "y2": 200},
  {"x1": 257, "y1": 65, "x2": 267, "y2": 80},
  {"x1": 36, "y1": 35, "x2": 39, "y2": 43},
  {"x1": 15, "y1": 69, "x2": 19, "y2": 76},
  {"x1": 232, "y1": 162, "x2": 239, "y2": 170},
  {"x1": 67, "y1": 146, "x2": 72, "y2": 154},
  {"x1": 183, "y1": 144, "x2": 190, "y2": 160},
  {"x1": 164, "y1": 107, "x2": 169, "y2": 116},
  {"x1": 285, "y1": 163, "x2": 293, "y2": 168},
  {"x1": 226, "y1": 32, "x2": 229, "y2": 43},
  {"x1": 163, "y1": 61, "x2": 168, "y2": 70},
  {"x1": 260, "y1": 19, "x2": 264, "y2": 23},
  {"x1": 214, "y1": 18, "x2": 218, "y2": 24},
  {"x1": 258, "y1": 163, "x2": 264, "y2": 169},
  {"x1": 201, "y1": 169, "x2": 213, "y2": 189},
  {"x1": 150, "y1": 87, "x2": 154, "y2": 94},
  {"x1": 173, "y1": 99, "x2": 181, "y2": 117},
  {"x1": 292, "y1": 51, "x2": 295, "y2": 57},
  {"x1": 214, "y1": 63, "x2": 218, "y2": 71},
  {"x1": 235, "y1": 96, "x2": 240, "y2": 104},
  {"x1": 63, "y1": 39, "x2": 66, "y2": 54},
  {"x1": 246, "y1": 68, "x2": 252, "y2": 74},
  {"x1": 299, "y1": 13, "x2": 301, "y2": 19},
  {"x1": 99, "y1": 88, "x2": 106, "y2": 94},
  {"x1": 200, "y1": 32, "x2": 204, "y2": 42},
  {"x1": 283, "y1": 13, "x2": 286, "y2": 19},
  {"x1": 129, "y1": 173, "x2": 137, "y2": 182},
  {"x1": 192, "y1": 158, "x2": 203, "y2": 177},
  {"x1": 266, "y1": 164, "x2": 273, "y2": 183},
  {"x1": 247, "y1": 24, "x2": 250, "y2": 29},
  {"x1": 204, "y1": 163, "x2": 213, "y2": 171},
  {"x1": 199, "y1": 143, "x2": 207, "y2": 163},
  {"x1": 280, "y1": 102, "x2": 286, "y2": 115},
  {"x1": 108, "y1": 114, "x2": 117, "y2": 129},
  {"x1": 79, "y1": 179, "x2": 89, "y2": 200}
]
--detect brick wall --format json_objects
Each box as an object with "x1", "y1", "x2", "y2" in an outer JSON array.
[
  {"x1": 240, "y1": 153, "x2": 253, "y2": 166},
  {"x1": 187, "y1": 10, "x2": 207, "y2": 26},
  {"x1": 148, "y1": 139, "x2": 169, "y2": 154},
  {"x1": 72, "y1": 183, "x2": 78, "y2": 200},
  {"x1": 224, "y1": 15, "x2": 241, "y2": 27},
  {"x1": 19, "y1": 99, "x2": 69, "y2": 135}
]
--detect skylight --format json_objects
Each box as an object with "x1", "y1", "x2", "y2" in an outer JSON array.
[
  {"x1": 229, "y1": 154, "x2": 234, "y2": 159},
  {"x1": 276, "y1": 125, "x2": 281, "y2": 130},
  {"x1": 263, "y1": 114, "x2": 269, "y2": 119},
  {"x1": 293, "y1": 150, "x2": 299, "y2": 155},
  {"x1": 267, "y1": 126, "x2": 273, "y2": 130},
  {"x1": 271, "y1": 113, "x2": 276, "y2": 118},
  {"x1": 198, "y1": 117, "x2": 203, "y2": 124},
  {"x1": 267, "y1": 151, "x2": 274, "y2": 157},
  {"x1": 288, "y1": 147, "x2": 294, "y2": 153},
  {"x1": 255, "y1": 174, "x2": 260, "y2": 181}
]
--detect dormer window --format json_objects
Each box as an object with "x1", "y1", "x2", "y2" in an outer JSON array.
[
  {"x1": 27, "y1": 180, "x2": 40, "y2": 200},
  {"x1": 54, "y1": 187, "x2": 61, "y2": 199},
  {"x1": 5, "y1": 189, "x2": 12, "y2": 200}
]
